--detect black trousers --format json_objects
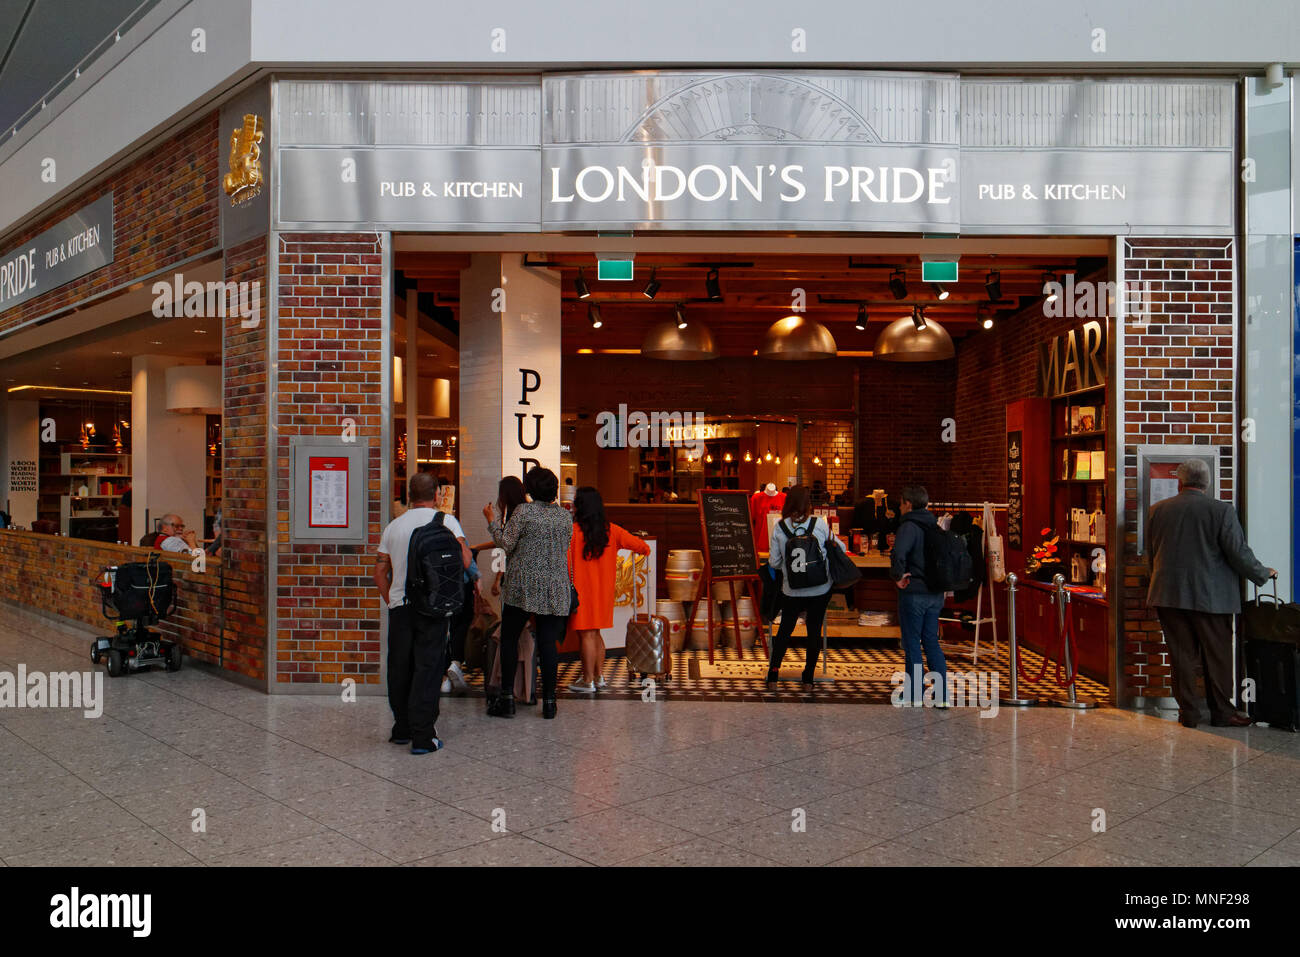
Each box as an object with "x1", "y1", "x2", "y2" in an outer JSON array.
[
  {"x1": 768, "y1": 591, "x2": 833, "y2": 682},
  {"x1": 500, "y1": 603, "x2": 566, "y2": 701},
  {"x1": 1155, "y1": 606, "x2": 1237, "y2": 720},
  {"x1": 387, "y1": 605, "x2": 450, "y2": 747},
  {"x1": 445, "y1": 580, "x2": 474, "y2": 669}
]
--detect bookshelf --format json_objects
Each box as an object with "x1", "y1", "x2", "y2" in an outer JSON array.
[
  {"x1": 50, "y1": 451, "x2": 132, "y2": 538},
  {"x1": 1049, "y1": 385, "x2": 1108, "y2": 589}
]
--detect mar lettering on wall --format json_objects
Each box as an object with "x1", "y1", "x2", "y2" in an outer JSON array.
[{"x1": 1038, "y1": 320, "x2": 1107, "y2": 398}]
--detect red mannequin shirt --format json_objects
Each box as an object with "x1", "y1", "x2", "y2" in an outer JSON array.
[{"x1": 749, "y1": 489, "x2": 786, "y2": 551}]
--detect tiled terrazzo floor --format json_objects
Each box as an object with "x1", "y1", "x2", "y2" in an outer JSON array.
[{"x1": 2, "y1": 606, "x2": 1298, "y2": 867}]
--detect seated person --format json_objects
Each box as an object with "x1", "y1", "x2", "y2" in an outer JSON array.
[
  {"x1": 155, "y1": 514, "x2": 197, "y2": 552},
  {"x1": 206, "y1": 509, "x2": 222, "y2": 557}
]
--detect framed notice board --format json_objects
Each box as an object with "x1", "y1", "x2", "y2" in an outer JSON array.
[
  {"x1": 698, "y1": 489, "x2": 759, "y2": 579},
  {"x1": 290, "y1": 438, "x2": 368, "y2": 544},
  {"x1": 1135, "y1": 444, "x2": 1220, "y2": 555}
]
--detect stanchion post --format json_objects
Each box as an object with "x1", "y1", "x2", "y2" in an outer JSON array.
[
  {"x1": 1000, "y1": 572, "x2": 1036, "y2": 707},
  {"x1": 1051, "y1": 573, "x2": 1096, "y2": 709}
]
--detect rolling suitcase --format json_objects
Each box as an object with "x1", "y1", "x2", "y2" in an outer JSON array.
[
  {"x1": 625, "y1": 573, "x2": 671, "y2": 683},
  {"x1": 1243, "y1": 580, "x2": 1300, "y2": 732}
]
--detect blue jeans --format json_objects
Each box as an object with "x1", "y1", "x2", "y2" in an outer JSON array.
[{"x1": 898, "y1": 589, "x2": 947, "y2": 705}]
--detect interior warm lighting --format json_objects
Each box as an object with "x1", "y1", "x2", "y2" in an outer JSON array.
[
  {"x1": 985, "y1": 270, "x2": 1001, "y2": 300},
  {"x1": 930, "y1": 283, "x2": 950, "y2": 301},
  {"x1": 758, "y1": 315, "x2": 838, "y2": 360},
  {"x1": 813, "y1": 455, "x2": 822, "y2": 465},
  {"x1": 643, "y1": 269, "x2": 660, "y2": 299},
  {"x1": 874, "y1": 314, "x2": 956, "y2": 362},
  {"x1": 577, "y1": 348, "x2": 595, "y2": 354},
  {"x1": 834, "y1": 455, "x2": 841, "y2": 466},
  {"x1": 704, "y1": 268, "x2": 721, "y2": 301},
  {"x1": 889, "y1": 269, "x2": 907, "y2": 300},
  {"x1": 7, "y1": 385, "x2": 131, "y2": 396},
  {"x1": 588, "y1": 303, "x2": 603, "y2": 329},
  {"x1": 705, "y1": 453, "x2": 713, "y2": 463},
  {"x1": 675, "y1": 303, "x2": 687, "y2": 329},
  {"x1": 744, "y1": 451, "x2": 752, "y2": 462},
  {"x1": 765, "y1": 449, "x2": 773, "y2": 462},
  {"x1": 1043, "y1": 272, "x2": 1059, "y2": 302},
  {"x1": 724, "y1": 452, "x2": 732, "y2": 462},
  {"x1": 575, "y1": 268, "x2": 591, "y2": 299},
  {"x1": 855, "y1": 303, "x2": 867, "y2": 331},
  {"x1": 911, "y1": 305, "x2": 927, "y2": 331},
  {"x1": 774, "y1": 454, "x2": 782, "y2": 465}
]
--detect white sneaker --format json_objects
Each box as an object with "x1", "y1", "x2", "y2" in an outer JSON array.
[
  {"x1": 447, "y1": 661, "x2": 469, "y2": 693},
  {"x1": 440, "y1": 677, "x2": 452, "y2": 694},
  {"x1": 568, "y1": 680, "x2": 596, "y2": 694},
  {"x1": 594, "y1": 674, "x2": 607, "y2": 689}
]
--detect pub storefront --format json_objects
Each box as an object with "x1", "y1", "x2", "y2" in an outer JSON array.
[{"x1": 0, "y1": 70, "x2": 1245, "y2": 707}]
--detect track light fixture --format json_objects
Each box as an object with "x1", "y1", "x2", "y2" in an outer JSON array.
[
  {"x1": 575, "y1": 268, "x2": 591, "y2": 299},
  {"x1": 1042, "y1": 272, "x2": 1059, "y2": 303},
  {"x1": 587, "y1": 303, "x2": 603, "y2": 329},
  {"x1": 705, "y1": 268, "x2": 722, "y2": 301},
  {"x1": 855, "y1": 303, "x2": 867, "y2": 331},
  {"x1": 911, "y1": 305, "x2": 927, "y2": 331},
  {"x1": 675, "y1": 303, "x2": 688, "y2": 329},
  {"x1": 984, "y1": 270, "x2": 1001, "y2": 301},
  {"x1": 979, "y1": 306, "x2": 994, "y2": 330},
  {"x1": 889, "y1": 269, "x2": 907, "y2": 300},
  {"x1": 643, "y1": 269, "x2": 660, "y2": 300},
  {"x1": 930, "y1": 283, "x2": 950, "y2": 301}
]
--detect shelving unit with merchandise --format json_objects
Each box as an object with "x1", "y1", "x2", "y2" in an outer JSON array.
[
  {"x1": 54, "y1": 451, "x2": 132, "y2": 537},
  {"x1": 1048, "y1": 385, "x2": 1108, "y2": 589}
]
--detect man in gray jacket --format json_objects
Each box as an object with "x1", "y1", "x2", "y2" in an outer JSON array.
[{"x1": 1146, "y1": 459, "x2": 1275, "y2": 728}]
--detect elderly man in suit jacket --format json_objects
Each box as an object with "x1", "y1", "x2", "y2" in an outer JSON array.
[{"x1": 1146, "y1": 459, "x2": 1275, "y2": 728}]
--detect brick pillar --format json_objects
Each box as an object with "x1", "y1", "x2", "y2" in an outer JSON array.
[
  {"x1": 273, "y1": 232, "x2": 388, "y2": 689},
  {"x1": 222, "y1": 236, "x2": 270, "y2": 683},
  {"x1": 1120, "y1": 238, "x2": 1236, "y2": 705}
]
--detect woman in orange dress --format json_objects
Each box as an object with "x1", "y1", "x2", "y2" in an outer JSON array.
[{"x1": 567, "y1": 486, "x2": 650, "y2": 693}]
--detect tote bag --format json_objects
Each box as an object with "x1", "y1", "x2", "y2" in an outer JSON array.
[{"x1": 984, "y1": 502, "x2": 1006, "y2": 583}]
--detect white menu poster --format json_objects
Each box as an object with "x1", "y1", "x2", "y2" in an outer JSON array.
[{"x1": 309, "y1": 457, "x2": 349, "y2": 527}]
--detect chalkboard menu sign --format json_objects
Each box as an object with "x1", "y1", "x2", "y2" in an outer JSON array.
[
  {"x1": 698, "y1": 489, "x2": 759, "y2": 579},
  {"x1": 1007, "y1": 431, "x2": 1023, "y2": 550}
]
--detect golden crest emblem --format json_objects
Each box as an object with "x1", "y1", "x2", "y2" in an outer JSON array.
[
  {"x1": 614, "y1": 554, "x2": 649, "y2": 609},
  {"x1": 222, "y1": 113, "x2": 264, "y2": 206}
]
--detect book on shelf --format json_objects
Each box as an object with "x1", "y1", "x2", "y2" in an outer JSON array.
[
  {"x1": 1070, "y1": 406, "x2": 1097, "y2": 433},
  {"x1": 1061, "y1": 447, "x2": 1071, "y2": 480},
  {"x1": 1090, "y1": 449, "x2": 1105, "y2": 477},
  {"x1": 1073, "y1": 451, "x2": 1091, "y2": 480}
]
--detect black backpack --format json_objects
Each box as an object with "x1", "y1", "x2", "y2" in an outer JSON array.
[
  {"x1": 782, "y1": 517, "x2": 828, "y2": 589},
  {"x1": 111, "y1": 554, "x2": 176, "y2": 621},
  {"x1": 405, "y1": 512, "x2": 464, "y2": 618},
  {"x1": 920, "y1": 522, "x2": 974, "y2": 593}
]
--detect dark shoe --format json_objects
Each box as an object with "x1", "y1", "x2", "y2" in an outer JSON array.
[
  {"x1": 1210, "y1": 713, "x2": 1253, "y2": 728},
  {"x1": 410, "y1": 737, "x2": 444, "y2": 755},
  {"x1": 764, "y1": 670, "x2": 779, "y2": 691},
  {"x1": 542, "y1": 698, "x2": 557, "y2": 719},
  {"x1": 1179, "y1": 712, "x2": 1200, "y2": 729},
  {"x1": 801, "y1": 680, "x2": 816, "y2": 693},
  {"x1": 487, "y1": 693, "x2": 515, "y2": 718},
  {"x1": 389, "y1": 732, "x2": 411, "y2": 745}
]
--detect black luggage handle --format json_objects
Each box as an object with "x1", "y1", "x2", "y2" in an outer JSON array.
[{"x1": 1251, "y1": 575, "x2": 1281, "y2": 607}]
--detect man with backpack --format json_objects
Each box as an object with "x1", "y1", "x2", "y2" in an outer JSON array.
[
  {"x1": 890, "y1": 484, "x2": 968, "y2": 707},
  {"x1": 373, "y1": 472, "x2": 471, "y2": 754}
]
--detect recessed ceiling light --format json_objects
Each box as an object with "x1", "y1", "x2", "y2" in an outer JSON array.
[
  {"x1": 193, "y1": 328, "x2": 208, "y2": 334},
  {"x1": 111, "y1": 350, "x2": 124, "y2": 356},
  {"x1": 151, "y1": 340, "x2": 162, "y2": 345}
]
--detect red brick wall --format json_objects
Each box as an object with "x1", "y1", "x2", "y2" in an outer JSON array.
[
  {"x1": 1119, "y1": 239, "x2": 1236, "y2": 702},
  {"x1": 0, "y1": 114, "x2": 219, "y2": 335},
  {"x1": 800, "y1": 420, "x2": 855, "y2": 499},
  {"x1": 0, "y1": 531, "x2": 223, "y2": 664},
  {"x1": 222, "y1": 236, "x2": 269, "y2": 682},
  {"x1": 274, "y1": 233, "x2": 386, "y2": 686},
  {"x1": 858, "y1": 359, "x2": 955, "y2": 497}
]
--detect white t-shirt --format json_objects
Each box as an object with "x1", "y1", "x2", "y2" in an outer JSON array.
[{"x1": 377, "y1": 508, "x2": 466, "y2": 609}]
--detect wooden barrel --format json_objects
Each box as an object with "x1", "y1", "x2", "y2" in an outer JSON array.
[
  {"x1": 655, "y1": 599, "x2": 688, "y2": 653},
  {"x1": 719, "y1": 599, "x2": 758, "y2": 650},
  {"x1": 666, "y1": 549, "x2": 704, "y2": 601},
  {"x1": 688, "y1": 601, "x2": 720, "y2": 650}
]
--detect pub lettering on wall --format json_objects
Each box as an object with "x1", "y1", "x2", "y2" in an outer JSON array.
[
  {"x1": 1038, "y1": 320, "x2": 1107, "y2": 397},
  {"x1": 515, "y1": 368, "x2": 543, "y2": 476}
]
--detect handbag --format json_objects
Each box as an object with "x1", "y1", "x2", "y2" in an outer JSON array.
[
  {"x1": 826, "y1": 535, "x2": 863, "y2": 589},
  {"x1": 984, "y1": 502, "x2": 1006, "y2": 583},
  {"x1": 567, "y1": 549, "x2": 580, "y2": 615}
]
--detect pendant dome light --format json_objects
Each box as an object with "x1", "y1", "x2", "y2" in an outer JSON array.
[
  {"x1": 873, "y1": 313, "x2": 955, "y2": 362},
  {"x1": 758, "y1": 315, "x2": 838, "y2": 360},
  {"x1": 640, "y1": 317, "x2": 718, "y2": 360}
]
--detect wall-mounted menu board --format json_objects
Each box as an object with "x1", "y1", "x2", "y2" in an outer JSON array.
[{"x1": 698, "y1": 489, "x2": 758, "y2": 579}]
